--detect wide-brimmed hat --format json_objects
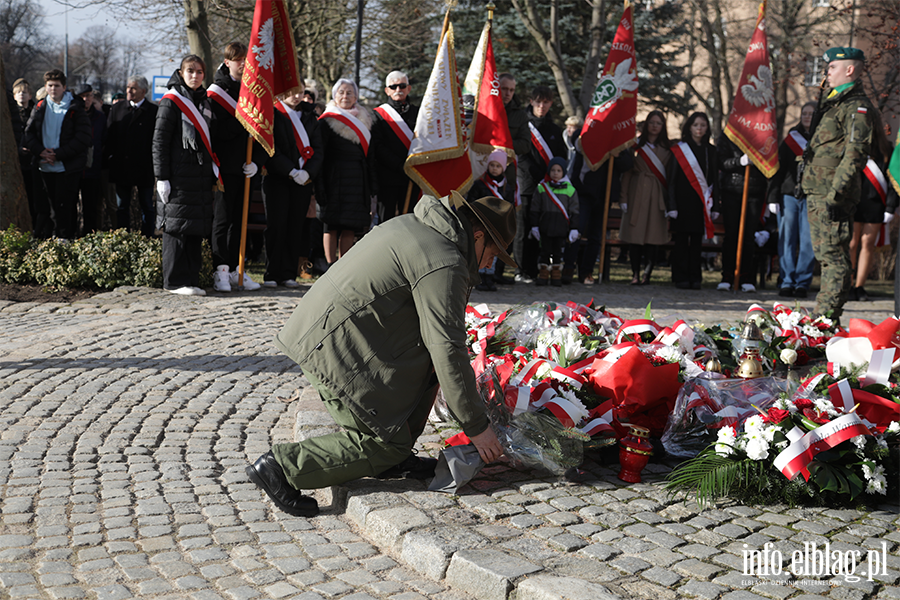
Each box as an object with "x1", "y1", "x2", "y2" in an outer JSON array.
[{"x1": 450, "y1": 190, "x2": 517, "y2": 267}]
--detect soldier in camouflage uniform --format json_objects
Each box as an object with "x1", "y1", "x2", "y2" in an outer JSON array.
[{"x1": 801, "y1": 47, "x2": 877, "y2": 322}]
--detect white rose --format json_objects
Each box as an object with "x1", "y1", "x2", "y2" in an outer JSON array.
[
  {"x1": 887, "y1": 421, "x2": 900, "y2": 434},
  {"x1": 780, "y1": 348, "x2": 798, "y2": 365}
]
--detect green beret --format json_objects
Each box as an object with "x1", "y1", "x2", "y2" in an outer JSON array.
[{"x1": 823, "y1": 47, "x2": 865, "y2": 63}]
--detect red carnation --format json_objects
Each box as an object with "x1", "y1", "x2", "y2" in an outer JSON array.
[
  {"x1": 577, "y1": 324, "x2": 592, "y2": 336},
  {"x1": 794, "y1": 398, "x2": 813, "y2": 409}
]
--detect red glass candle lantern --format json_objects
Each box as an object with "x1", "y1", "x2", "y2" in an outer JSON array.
[{"x1": 618, "y1": 425, "x2": 653, "y2": 483}]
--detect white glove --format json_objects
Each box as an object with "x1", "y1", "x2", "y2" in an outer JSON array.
[
  {"x1": 568, "y1": 229, "x2": 579, "y2": 243},
  {"x1": 156, "y1": 180, "x2": 171, "y2": 204},
  {"x1": 530, "y1": 226, "x2": 540, "y2": 241},
  {"x1": 711, "y1": 211, "x2": 720, "y2": 221},
  {"x1": 884, "y1": 212, "x2": 894, "y2": 224},
  {"x1": 242, "y1": 162, "x2": 258, "y2": 178},
  {"x1": 620, "y1": 203, "x2": 627, "y2": 214},
  {"x1": 768, "y1": 203, "x2": 779, "y2": 215},
  {"x1": 754, "y1": 230, "x2": 770, "y2": 247},
  {"x1": 739, "y1": 154, "x2": 749, "y2": 167},
  {"x1": 289, "y1": 169, "x2": 309, "y2": 186},
  {"x1": 666, "y1": 210, "x2": 678, "y2": 219}
]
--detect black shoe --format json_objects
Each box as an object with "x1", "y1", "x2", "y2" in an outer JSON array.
[
  {"x1": 476, "y1": 274, "x2": 497, "y2": 291},
  {"x1": 793, "y1": 287, "x2": 807, "y2": 298},
  {"x1": 376, "y1": 453, "x2": 438, "y2": 480},
  {"x1": 856, "y1": 287, "x2": 869, "y2": 301},
  {"x1": 675, "y1": 281, "x2": 690, "y2": 289},
  {"x1": 495, "y1": 275, "x2": 515, "y2": 285},
  {"x1": 847, "y1": 287, "x2": 859, "y2": 301},
  {"x1": 779, "y1": 287, "x2": 794, "y2": 298},
  {"x1": 690, "y1": 281, "x2": 702, "y2": 289},
  {"x1": 246, "y1": 452, "x2": 319, "y2": 517}
]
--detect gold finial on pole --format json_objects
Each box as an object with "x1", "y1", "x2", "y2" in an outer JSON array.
[{"x1": 487, "y1": 2, "x2": 496, "y2": 21}]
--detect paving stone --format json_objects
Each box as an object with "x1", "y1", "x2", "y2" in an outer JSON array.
[
  {"x1": 610, "y1": 556, "x2": 651, "y2": 575},
  {"x1": 577, "y1": 544, "x2": 621, "y2": 561},
  {"x1": 515, "y1": 575, "x2": 620, "y2": 600},
  {"x1": 641, "y1": 566, "x2": 682, "y2": 587},
  {"x1": 444, "y1": 549, "x2": 542, "y2": 600},
  {"x1": 673, "y1": 559, "x2": 723, "y2": 581},
  {"x1": 678, "y1": 579, "x2": 727, "y2": 599}
]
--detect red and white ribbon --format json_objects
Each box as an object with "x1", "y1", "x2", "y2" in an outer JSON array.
[
  {"x1": 162, "y1": 88, "x2": 220, "y2": 182},
  {"x1": 276, "y1": 101, "x2": 314, "y2": 168},
  {"x1": 773, "y1": 412, "x2": 871, "y2": 481},
  {"x1": 374, "y1": 104, "x2": 413, "y2": 150},
  {"x1": 673, "y1": 142, "x2": 715, "y2": 239},
  {"x1": 538, "y1": 182, "x2": 570, "y2": 222},
  {"x1": 785, "y1": 130, "x2": 807, "y2": 158},
  {"x1": 614, "y1": 319, "x2": 661, "y2": 344},
  {"x1": 862, "y1": 348, "x2": 895, "y2": 386},
  {"x1": 637, "y1": 144, "x2": 666, "y2": 188},
  {"x1": 529, "y1": 122, "x2": 553, "y2": 166},
  {"x1": 481, "y1": 173, "x2": 506, "y2": 199},
  {"x1": 320, "y1": 105, "x2": 371, "y2": 154},
  {"x1": 207, "y1": 83, "x2": 236, "y2": 116},
  {"x1": 863, "y1": 158, "x2": 890, "y2": 247}
]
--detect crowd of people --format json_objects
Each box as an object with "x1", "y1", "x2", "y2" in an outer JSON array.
[{"x1": 8, "y1": 44, "x2": 894, "y2": 318}]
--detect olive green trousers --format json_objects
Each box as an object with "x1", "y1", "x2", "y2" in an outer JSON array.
[{"x1": 272, "y1": 369, "x2": 437, "y2": 490}]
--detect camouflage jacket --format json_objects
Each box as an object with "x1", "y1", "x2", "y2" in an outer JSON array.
[{"x1": 801, "y1": 82, "x2": 876, "y2": 206}]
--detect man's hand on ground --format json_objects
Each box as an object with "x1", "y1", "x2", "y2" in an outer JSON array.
[{"x1": 469, "y1": 427, "x2": 503, "y2": 464}]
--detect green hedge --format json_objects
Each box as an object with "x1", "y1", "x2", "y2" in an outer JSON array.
[{"x1": 0, "y1": 227, "x2": 213, "y2": 290}]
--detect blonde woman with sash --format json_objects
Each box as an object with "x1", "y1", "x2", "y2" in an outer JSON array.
[
  {"x1": 315, "y1": 78, "x2": 378, "y2": 266},
  {"x1": 619, "y1": 110, "x2": 671, "y2": 285},
  {"x1": 665, "y1": 112, "x2": 720, "y2": 289}
]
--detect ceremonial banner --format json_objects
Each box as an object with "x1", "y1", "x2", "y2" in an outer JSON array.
[
  {"x1": 462, "y1": 20, "x2": 489, "y2": 100},
  {"x1": 236, "y1": 0, "x2": 303, "y2": 157},
  {"x1": 405, "y1": 23, "x2": 473, "y2": 198},
  {"x1": 890, "y1": 128, "x2": 900, "y2": 195},
  {"x1": 579, "y1": 0, "x2": 638, "y2": 171},
  {"x1": 469, "y1": 21, "x2": 514, "y2": 175},
  {"x1": 723, "y1": 0, "x2": 779, "y2": 178}
]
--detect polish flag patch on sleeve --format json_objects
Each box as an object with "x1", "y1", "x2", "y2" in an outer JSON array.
[{"x1": 857, "y1": 107, "x2": 868, "y2": 114}]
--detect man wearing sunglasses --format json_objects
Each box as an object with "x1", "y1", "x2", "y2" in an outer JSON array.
[{"x1": 372, "y1": 71, "x2": 420, "y2": 222}]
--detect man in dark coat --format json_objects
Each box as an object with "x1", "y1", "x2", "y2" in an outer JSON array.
[
  {"x1": 498, "y1": 74, "x2": 533, "y2": 283},
  {"x1": 12, "y1": 79, "x2": 41, "y2": 232},
  {"x1": 23, "y1": 69, "x2": 92, "y2": 239},
  {"x1": 371, "y1": 70, "x2": 419, "y2": 221},
  {"x1": 76, "y1": 84, "x2": 107, "y2": 235},
  {"x1": 106, "y1": 75, "x2": 158, "y2": 236}
]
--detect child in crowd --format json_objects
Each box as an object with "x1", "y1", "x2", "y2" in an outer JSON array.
[
  {"x1": 530, "y1": 157, "x2": 579, "y2": 286},
  {"x1": 468, "y1": 149, "x2": 515, "y2": 291}
]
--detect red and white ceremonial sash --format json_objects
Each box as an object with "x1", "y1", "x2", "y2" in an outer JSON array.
[
  {"x1": 162, "y1": 88, "x2": 220, "y2": 181},
  {"x1": 773, "y1": 412, "x2": 871, "y2": 481},
  {"x1": 529, "y1": 122, "x2": 553, "y2": 166},
  {"x1": 320, "y1": 105, "x2": 371, "y2": 155},
  {"x1": 538, "y1": 182, "x2": 570, "y2": 222},
  {"x1": 374, "y1": 104, "x2": 413, "y2": 150},
  {"x1": 275, "y1": 102, "x2": 315, "y2": 168},
  {"x1": 481, "y1": 174, "x2": 506, "y2": 200},
  {"x1": 637, "y1": 144, "x2": 666, "y2": 188},
  {"x1": 785, "y1": 130, "x2": 807, "y2": 157},
  {"x1": 863, "y1": 158, "x2": 890, "y2": 247},
  {"x1": 207, "y1": 84, "x2": 236, "y2": 117},
  {"x1": 673, "y1": 142, "x2": 715, "y2": 239}
]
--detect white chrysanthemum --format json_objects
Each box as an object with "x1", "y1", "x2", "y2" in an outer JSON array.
[
  {"x1": 813, "y1": 397, "x2": 840, "y2": 417},
  {"x1": 862, "y1": 463, "x2": 876, "y2": 480},
  {"x1": 866, "y1": 476, "x2": 887, "y2": 494},
  {"x1": 851, "y1": 435, "x2": 867, "y2": 449},
  {"x1": 776, "y1": 311, "x2": 802, "y2": 329},
  {"x1": 745, "y1": 435, "x2": 769, "y2": 460},
  {"x1": 761, "y1": 426, "x2": 778, "y2": 442},
  {"x1": 802, "y1": 324, "x2": 821, "y2": 338},
  {"x1": 560, "y1": 388, "x2": 591, "y2": 424},
  {"x1": 887, "y1": 421, "x2": 900, "y2": 434},
  {"x1": 744, "y1": 415, "x2": 765, "y2": 433},
  {"x1": 715, "y1": 427, "x2": 736, "y2": 456},
  {"x1": 656, "y1": 345, "x2": 683, "y2": 363}
]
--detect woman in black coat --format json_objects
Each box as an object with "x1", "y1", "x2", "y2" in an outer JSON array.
[
  {"x1": 315, "y1": 78, "x2": 378, "y2": 266},
  {"x1": 152, "y1": 55, "x2": 216, "y2": 295},
  {"x1": 666, "y1": 112, "x2": 720, "y2": 289}
]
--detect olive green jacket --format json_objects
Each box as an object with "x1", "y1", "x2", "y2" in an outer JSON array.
[
  {"x1": 802, "y1": 82, "x2": 876, "y2": 206},
  {"x1": 274, "y1": 195, "x2": 488, "y2": 441}
]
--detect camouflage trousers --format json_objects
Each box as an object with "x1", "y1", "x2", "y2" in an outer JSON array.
[{"x1": 806, "y1": 194, "x2": 852, "y2": 321}]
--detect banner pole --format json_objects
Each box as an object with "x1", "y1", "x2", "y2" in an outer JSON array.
[
  {"x1": 237, "y1": 137, "x2": 253, "y2": 288},
  {"x1": 597, "y1": 157, "x2": 615, "y2": 281},
  {"x1": 733, "y1": 163, "x2": 751, "y2": 293},
  {"x1": 401, "y1": 181, "x2": 413, "y2": 214}
]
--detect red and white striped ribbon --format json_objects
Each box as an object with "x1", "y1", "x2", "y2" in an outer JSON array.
[{"x1": 773, "y1": 413, "x2": 871, "y2": 481}]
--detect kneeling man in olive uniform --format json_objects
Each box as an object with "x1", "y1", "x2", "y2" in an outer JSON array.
[
  {"x1": 246, "y1": 192, "x2": 515, "y2": 516},
  {"x1": 801, "y1": 47, "x2": 877, "y2": 321}
]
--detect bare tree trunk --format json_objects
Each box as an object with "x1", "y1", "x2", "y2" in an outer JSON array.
[
  {"x1": 511, "y1": 0, "x2": 581, "y2": 119},
  {"x1": 0, "y1": 54, "x2": 31, "y2": 231},
  {"x1": 578, "y1": 0, "x2": 608, "y2": 116},
  {"x1": 183, "y1": 0, "x2": 214, "y2": 86}
]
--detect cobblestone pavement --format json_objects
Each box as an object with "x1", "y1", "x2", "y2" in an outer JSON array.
[{"x1": 0, "y1": 282, "x2": 897, "y2": 600}]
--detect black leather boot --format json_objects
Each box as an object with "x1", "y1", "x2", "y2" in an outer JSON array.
[{"x1": 246, "y1": 452, "x2": 319, "y2": 517}]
